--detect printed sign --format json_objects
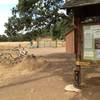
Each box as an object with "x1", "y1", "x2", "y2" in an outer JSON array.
[
  {"x1": 83, "y1": 24, "x2": 100, "y2": 60},
  {"x1": 84, "y1": 51, "x2": 94, "y2": 58}
]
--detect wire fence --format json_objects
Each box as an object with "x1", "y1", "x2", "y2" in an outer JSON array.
[{"x1": 29, "y1": 39, "x2": 66, "y2": 48}]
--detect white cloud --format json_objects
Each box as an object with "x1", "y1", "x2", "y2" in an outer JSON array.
[
  {"x1": 0, "y1": 0, "x2": 18, "y2": 5},
  {"x1": 58, "y1": 10, "x2": 66, "y2": 15}
]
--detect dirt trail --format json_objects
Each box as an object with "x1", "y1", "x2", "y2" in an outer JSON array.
[{"x1": 0, "y1": 48, "x2": 99, "y2": 100}]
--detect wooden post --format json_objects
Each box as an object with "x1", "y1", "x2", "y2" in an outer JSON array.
[{"x1": 74, "y1": 16, "x2": 82, "y2": 87}]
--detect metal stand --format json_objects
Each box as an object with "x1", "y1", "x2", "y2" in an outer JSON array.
[{"x1": 74, "y1": 65, "x2": 81, "y2": 87}]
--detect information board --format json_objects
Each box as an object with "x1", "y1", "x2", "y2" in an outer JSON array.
[{"x1": 83, "y1": 24, "x2": 100, "y2": 60}]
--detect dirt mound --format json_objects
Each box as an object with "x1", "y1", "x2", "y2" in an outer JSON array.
[
  {"x1": 0, "y1": 47, "x2": 27, "y2": 67},
  {"x1": 0, "y1": 47, "x2": 47, "y2": 71},
  {"x1": 0, "y1": 50, "x2": 48, "y2": 85}
]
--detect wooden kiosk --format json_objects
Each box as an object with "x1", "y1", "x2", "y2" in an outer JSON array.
[{"x1": 64, "y1": 0, "x2": 100, "y2": 87}]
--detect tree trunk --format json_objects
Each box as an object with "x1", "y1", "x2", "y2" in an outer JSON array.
[
  {"x1": 36, "y1": 38, "x2": 39, "y2": 48},
  {"x1": 55, "y1": 39, "x2": 58, "y2": 47}
]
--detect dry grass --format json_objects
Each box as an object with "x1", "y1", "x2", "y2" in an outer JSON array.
[
  {"x1": 0, "y1": 54, "x2": 48, "y2": 86},
  {"x1": 0, "y1": 42, "x2": 29, "y2": 49}
]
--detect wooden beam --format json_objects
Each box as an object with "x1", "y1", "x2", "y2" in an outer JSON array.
[
  {"x1": 74, "y1": 16, "x2": 82, "y2": 87},
  {"x1": 73, "y1": 5, "x2": 100, "y2": 17}
]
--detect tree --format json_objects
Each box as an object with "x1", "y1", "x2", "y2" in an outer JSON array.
[
  {"x1": 14, "y1": 0, "x2": 69, "y2": 34},
  {"x1": 0, "y1": 35, "x2": 8, "y2": 42},
  {"x1": 50, "y1": 15, "x2": 73, "y2": 47},
  {"x1": 4, "y1": 15, "x2": 24, "y2": 37},
  {"x1": 4, "y1": 0, "x2": 73, "y2": 42}
]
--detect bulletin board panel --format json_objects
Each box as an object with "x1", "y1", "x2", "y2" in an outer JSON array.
[{"x1": 83, "y1": 24, "x2": 100, "y2": 60}]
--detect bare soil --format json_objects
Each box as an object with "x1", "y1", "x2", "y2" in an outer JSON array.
[{"x1": 0, "y1": 47, "x2": 99, "y2": 100}]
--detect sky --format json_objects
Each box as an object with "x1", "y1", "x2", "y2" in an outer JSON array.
[{"x1": 0, "y1": 0, "x2": 18, "y2": 35}]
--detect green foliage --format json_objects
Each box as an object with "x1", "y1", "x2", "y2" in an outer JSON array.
[
  {"x1": 4, "y1": 15, "x2": 24, "y2": 37},
  {"x1": 50, "y1": 16, "x2": 73, "y2": 40},
  {"x1": 4, "y1": 0, "x2": 73, "y2": 41},
  {"x1": 0, "y1": 35, "x2": 8, "y2": 42}
]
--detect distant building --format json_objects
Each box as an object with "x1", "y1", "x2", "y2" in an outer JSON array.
[{"x1": 65, "y1": 29, "x2": 74, "y2": 54}]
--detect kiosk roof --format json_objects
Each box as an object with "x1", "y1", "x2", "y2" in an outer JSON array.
[{"x1": 64, "y1": 0, "x2": 100, "y2": 8}]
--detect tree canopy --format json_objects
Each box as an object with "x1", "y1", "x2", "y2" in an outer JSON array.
[{"x1": 4, "y1": 0, "x2": 73, "y2": 41}]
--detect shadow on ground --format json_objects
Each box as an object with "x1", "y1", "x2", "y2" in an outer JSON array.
[
  {"x1": 40, "y1": 53, "x2": 75, "y2": 82},
  {"x1": 0, "y1": 52, "x2": 100, "y2": 100},
  {"x1": 0, "y1": 53, "x2": 75, "y2": 89},
  {"x1": 41, "y1": 53, "x2": 100, "y2": 100},
  {"x1": 70, "y1": 76, "x2": 100, "y2": 100}
]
